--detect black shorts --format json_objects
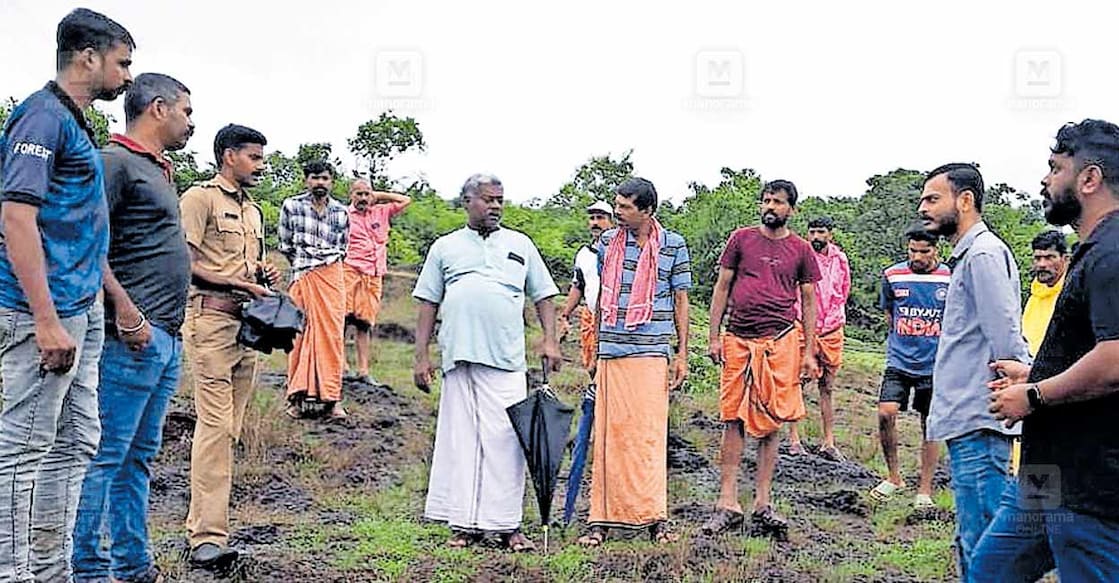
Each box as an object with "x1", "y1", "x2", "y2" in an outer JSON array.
[{"x1": 879, "y1": 368, "x2": 933, "y2": 416}]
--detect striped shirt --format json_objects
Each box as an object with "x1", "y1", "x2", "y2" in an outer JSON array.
[
  {"x1": 879, "y1": 261, "x2": 951, "y2": 376},
  {"x1": 278, "y1": 192, "x2": 349, "y2": 280},
  {"x1": 595, "y1": 227, "x2": 691, "y2": 359}
]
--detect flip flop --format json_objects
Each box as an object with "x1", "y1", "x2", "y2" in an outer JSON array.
[
  {"x1": 913, "y1": 494, "x2": 936, "y2": 510},
  {"x1": 446, "y1": 531, "x2": 481, "y2": 548},
  {"x1": 284, "y1": 404, "x2": 303, "y2": 420},
  {"x1": 869, "y1": 479, "x2": 906, "y2": 501},
  {"x1": 649, "y1": 522, "x2": 679, "y2": 544}
]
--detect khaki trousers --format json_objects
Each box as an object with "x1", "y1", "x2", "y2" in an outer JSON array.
[{"x1": 182, "y1": 300, "x2": 257, "y2": 547}]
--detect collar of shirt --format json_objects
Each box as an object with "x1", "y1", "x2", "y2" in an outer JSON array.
[
  {"x1": 1068, "y1": 209, "x2": 1119, "y2": 266},
  {"x1": 209, "y1": 173, "x2": 248, "y2": 200},
  {"x1": 45, "y1": 81, "x2": 95, "y2": 143},
  {"x1": 295, "y1": 191, "x2": 345, "y2": 212},
  {"x1": 109, "y1": 133, "x2": 174, "y2": 182},
  {"x1": 950, "y1": 221, "x2": 990, "y2": 260}
]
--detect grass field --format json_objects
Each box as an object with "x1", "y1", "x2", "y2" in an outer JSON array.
[{"x1": 148, "y1": 272, "x2": 961, "y2": 581}]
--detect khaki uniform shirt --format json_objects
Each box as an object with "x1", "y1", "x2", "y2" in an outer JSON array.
[{"x1": 179, "y1": 174, "x2": 264, "y2": 299}]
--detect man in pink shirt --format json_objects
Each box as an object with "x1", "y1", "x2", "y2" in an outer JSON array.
[
  {"x1": 790, "y1": 217, "x2": 851, "y2": 460},
  {"x1": 344, "y1": 179, "x2": 411, "y2": 385}
]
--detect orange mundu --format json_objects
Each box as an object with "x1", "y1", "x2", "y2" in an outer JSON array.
[
  {"x1": 719, "y1": 329, "x2": 806, "y2": 438},
  {"x1": 287, "y1": 261, "x2": 346, "y2": 403}
]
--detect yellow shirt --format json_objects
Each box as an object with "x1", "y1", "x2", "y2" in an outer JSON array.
[{"x1": 1022, "y1": 275, "x2": 1065, "y2": 356}]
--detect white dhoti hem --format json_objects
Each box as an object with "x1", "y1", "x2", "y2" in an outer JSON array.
[{"x1": 424, "y1": 363, "x2": 527, "y2": 532}]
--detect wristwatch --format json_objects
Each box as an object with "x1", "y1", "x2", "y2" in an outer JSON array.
[{"x1": 1026, "y1": 383, "x2": 1047, "y2": 410}]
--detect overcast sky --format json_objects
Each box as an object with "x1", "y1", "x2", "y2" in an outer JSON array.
[{"x1": 3, "y1": 1, "x2": 1115, "y2": 204}]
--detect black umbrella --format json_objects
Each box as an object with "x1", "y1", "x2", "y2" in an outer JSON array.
[{"x1": 506, "y1": 361, "x2": 574, "y2": 551}]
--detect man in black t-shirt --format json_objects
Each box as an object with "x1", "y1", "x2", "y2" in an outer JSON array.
[
  {"x1": 72, "y1": 73, "x2": 195, "y2": 582},
  {"x1": 973, "y1": 119, "x2": 1119, "y2": 582}
]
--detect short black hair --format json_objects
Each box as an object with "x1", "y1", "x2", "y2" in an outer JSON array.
[
  {"x1": 905, "y1": 223, "x2": 938, "y2": 245},
  {"x1": 302, "y1": 160, "x2": 334, "y2": 178},
  {"x1": 808, "y1": 216, "x2": 835, "y2": 230},
  {"x1": 56, "y1": 8, "x2": 135, "y2": 71},
  {"x1": 616, "y1": 177, "x2": 658, "y2": 212},
  {"x1": 925, "y1": 163, "x2": 985, "y2": 212},
  {"x1": 1031, "y1": 230, "x2": 1068, "y2": 255},
  {"x1": 1051, "y1": 119, "x2": 1119, "y2": 192},
  {"x1": 213, "y1": 124, "x2": 267, "y2": 169},
  {"x1": 123, "y1": 73, "x2": 189, "y2": 123},
  {"x1": 762, "y1": 179, "x2": 799, "y2": 207}
]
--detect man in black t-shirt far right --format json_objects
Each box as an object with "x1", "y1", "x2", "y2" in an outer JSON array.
[{"x1": 973, "y1": 119, "x2": 1119, "y2": 582}]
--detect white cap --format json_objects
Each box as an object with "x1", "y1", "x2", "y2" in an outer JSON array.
[{"x1": 586, "y1": 200, "x2": 614, "y2": 215}]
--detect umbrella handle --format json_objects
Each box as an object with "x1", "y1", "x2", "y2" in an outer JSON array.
[{"x1": 541, "y1": 356, "x2": 550, "y2": 385}]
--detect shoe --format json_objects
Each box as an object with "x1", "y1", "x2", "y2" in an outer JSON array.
[
  {"x1": 700, "y1": 507, "x2": 745, "y2": 535},
  {"x1": 750, "y1": 505, "x2": 789, "y2": 541},
  {"x1": 189, "y1": 543, "x2": 239, "y2": 571}
]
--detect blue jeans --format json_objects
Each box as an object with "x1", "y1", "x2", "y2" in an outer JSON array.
[
  {"x1": 73, "y1": 326, "x2": 181, "y2": 581},
  {"x1": 947, "y1": 429, "x2": 1013, "y2": 581},
  {"x1": 0, "y1": 303, "x2": 105, "y2": 582},
  {"x1": 970, "y1": 480, "x2": 1119, "y2": 582}
]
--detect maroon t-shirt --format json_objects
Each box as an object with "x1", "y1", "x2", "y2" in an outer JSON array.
[{"x1": 719, "y1": 227, "x2": 822, "y2": 339}]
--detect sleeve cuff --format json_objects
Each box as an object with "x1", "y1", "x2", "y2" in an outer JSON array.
[{"x1": 0, "y1": 191, "x2": 45, "y2": 207}]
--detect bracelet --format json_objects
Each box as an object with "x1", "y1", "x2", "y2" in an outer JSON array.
[{"x1": 118, "y1": 312, "x2": 147, "y2": 335}]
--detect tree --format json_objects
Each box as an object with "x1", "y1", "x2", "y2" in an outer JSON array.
[
  {"x1": 348, "y1": 112, "x2": 426, "y2": 188},
  {"x1": 296, "y1": 142, "x2": 342, "y2": 170},
  {"x1": 167, "y1": 150, "x2": 214, "y2": 193},
  {"x1": 660, "y1": 167, "x2": 763, "y2": 303},
  {"x1": 547, "y1": 150, "x2": 635, "y2": 210}
]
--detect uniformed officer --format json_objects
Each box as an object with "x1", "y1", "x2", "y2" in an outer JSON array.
[{"x1": 179, "y1": 123, "x2": 279, "y2": 570}]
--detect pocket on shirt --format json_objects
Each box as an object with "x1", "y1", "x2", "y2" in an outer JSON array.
[{"x1": 215, "y1": 216, "x2": 246, "y2": 255}]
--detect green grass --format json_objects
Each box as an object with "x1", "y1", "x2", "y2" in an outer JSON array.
[{"x1": 877, "y1": 538, "x2": 954, "y2": 580}]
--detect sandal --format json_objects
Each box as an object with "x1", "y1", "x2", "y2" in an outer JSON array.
[
  {"x1": 649, "y1": 522, "x2": 679, "y2": 544},
  {"x1": 446, "y1": 531, "x2": 479, "y2": 548},
  {"x1": 750, "y1": 505, "x2": 789, "y2": 541},
  {"x1": 819, "y1": 445, "x2": 846, "y2": 462},
  {"x1": 869, "y1": 479, "x2": 906, "y2": 502},
  {"x1": 787, "y1": 442, "x2": 807, "y2": 456},
  {"x1": 329, "y1": 404, "x2": 349, "y2": 419},
  {"x1": 700, "y1": 507, "x2": 744, "y2": 535},
  {"x1": 577, "y1": 526, "x2": 607, "y2": 547},
  {"x1": 502, "y1": 530, "x2": 536, "y2": 553},
  {"x1": 285, "y1": 404, "x2": 303, "y2": 420}
]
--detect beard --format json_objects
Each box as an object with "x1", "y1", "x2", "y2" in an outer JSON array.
[
  {"x1": 311, "y1": 186, "x2": 329, "y2": 198},
  {"x1": 761, "y1": 212, "x2": 788, "y2": 228},
  {"x1": 94, "y1": 81, "x2": 128, "y2": 101},
  {"x1": 811, "y1": 239, "x2": 827, "y2": 252},
  {"x1": 923, "y1": 210, "x2": 959, "y2": 238},
  {"x1": 1042, "y1": 184, "x2": 1082, "y2": 227}
]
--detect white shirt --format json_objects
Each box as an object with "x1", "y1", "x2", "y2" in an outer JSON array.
[{"x1": 574, "y1": 244, "x2": 601, "y2": 312}]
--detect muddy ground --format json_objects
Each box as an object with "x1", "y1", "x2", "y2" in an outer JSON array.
[{"x1": 146, "y1": 274, "x2": 958, "y2": 581}]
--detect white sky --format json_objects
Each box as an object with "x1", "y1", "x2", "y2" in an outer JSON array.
[{"x1": 2, "y1": 1, "x2": 1116, "y2": 204}]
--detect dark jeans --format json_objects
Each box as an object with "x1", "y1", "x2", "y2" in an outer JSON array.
[
  {"x1": 72, "y1": 326, "x2": 182, "y2": 581},
  {"x1": 970, "y1": 480, "x2": 1119, "y2": 582}
]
